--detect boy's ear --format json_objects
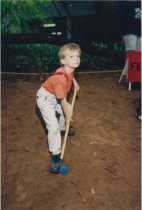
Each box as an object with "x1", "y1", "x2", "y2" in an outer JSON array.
[{"x1": 60, "y1": 58, "x2": 65, "y2": 65}]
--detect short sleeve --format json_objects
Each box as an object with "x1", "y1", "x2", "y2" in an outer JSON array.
[{"x1": 52, "y1": 76, "x2": 68, "y2": 99}]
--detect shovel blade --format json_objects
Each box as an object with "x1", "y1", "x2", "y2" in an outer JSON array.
[
  {"x1": 59, "y1": 165, "x2": 69, "y2": 176},
  {"x1": 59, "y1": 159, "x2": 69, "y2": 176}
]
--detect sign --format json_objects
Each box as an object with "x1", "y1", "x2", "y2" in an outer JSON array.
[{"x1": 128, "y1": 51, "x2": 141, "y2": 82}]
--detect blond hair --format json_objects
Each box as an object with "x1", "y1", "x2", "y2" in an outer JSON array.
[{"x1": 58, "y1": 43, "x2": 81, "y2": 60}]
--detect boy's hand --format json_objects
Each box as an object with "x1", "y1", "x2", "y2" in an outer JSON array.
[
  {"x1": 61, "y1": 98, "x2": 71, "y2": 127},
  {"x1": 74, "y1": 83, "x2": 80, "y2": 91},
  {"x1": 66, "y1": 116, "x2": 73, "y2": 127},
  {"x1": 65, "y1": 115, "x2": 71, "y2": 128},
  {"x1": 73, "y1": 78, "x2": 80, "y2": 91}
]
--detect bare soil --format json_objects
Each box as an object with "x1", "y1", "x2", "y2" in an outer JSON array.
[{"x1": 1, "y1": 73, "x2": 141, "y2": 210}]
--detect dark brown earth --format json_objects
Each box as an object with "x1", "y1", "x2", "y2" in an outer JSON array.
[{"x1": 1, "y1": 73, "x2": 141, "y2": 210}]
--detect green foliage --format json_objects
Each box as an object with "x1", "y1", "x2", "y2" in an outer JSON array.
[
  {"x1": 1, "y1": 44, "x2": 60, "y2": 73},
  {"x1": 90, "y1": 41, "x2": 125, "y2": 70},
  {"x1": 1, "y1": 42, "x2": 125, "y2": 73},
  {"x1": 1, "y1": 0, "x2": 52, "y2": 33}
]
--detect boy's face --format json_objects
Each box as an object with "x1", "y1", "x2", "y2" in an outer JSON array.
[{"x1": 61, "y1": 50, "x2": 81, "y2": 69}]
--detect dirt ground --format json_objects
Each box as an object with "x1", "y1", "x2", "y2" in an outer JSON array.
[{"x1": 1, "y1": 73, "x2": 141, "y2": 210}]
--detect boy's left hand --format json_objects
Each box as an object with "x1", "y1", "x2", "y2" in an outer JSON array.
[
  {"x1": 73, "y1": 78, "x2": 80, "y2": 92},
  {"x1": 74, "y1": 84, "x2": 80, "y2": 91}
]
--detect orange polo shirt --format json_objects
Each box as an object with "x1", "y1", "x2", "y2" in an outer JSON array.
[{"x1": 42, "y1": 67, "x2": 74, "y2": 99}]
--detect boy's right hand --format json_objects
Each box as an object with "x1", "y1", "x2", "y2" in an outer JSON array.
[
  {"x1": 65, "y1": 115, "x2": 71, "y2": 128},
  {"x1": 61, "y1": 97, "x2": 73, "y2": 128}
]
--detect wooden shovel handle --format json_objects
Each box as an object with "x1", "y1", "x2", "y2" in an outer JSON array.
[{"x1": 60, "y1": 90, "x2": 77, "y2": 159}]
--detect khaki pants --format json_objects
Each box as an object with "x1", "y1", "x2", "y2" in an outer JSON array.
[{"x1": 36, "y1": 87, "x2": 71, "y2": 155}]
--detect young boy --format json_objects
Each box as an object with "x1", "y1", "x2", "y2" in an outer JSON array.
[{"x1": 36, "y1": 43, "x2": 81, "y2": 174}]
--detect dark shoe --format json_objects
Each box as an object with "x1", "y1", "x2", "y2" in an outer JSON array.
[
  {"x1": 61, "y1": 129, "x2": 75, "y2": 136},
  {"x1": 49, "y1": 154, "x2": 60, "y2": 174}
]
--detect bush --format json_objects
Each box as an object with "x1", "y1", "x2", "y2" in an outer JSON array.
[
  {"x1": 1, "y1": 44, "x2": 60, "y2": 73},
  {"x1": 1, "y1": 42, "x2": 125, "y2": 73}
]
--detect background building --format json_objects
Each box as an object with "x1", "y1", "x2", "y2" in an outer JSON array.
[
  {"x1": 40, "y1": 1, "x2": 119, "y2": 44},
  {"x1": 2, "y1": 1, "x2": 120, "y2": 46}
]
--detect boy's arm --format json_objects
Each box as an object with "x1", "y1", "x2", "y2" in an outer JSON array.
[
  {"x1": 73, "y1": 78, "x2": 80, "y2": 91},
  {"x1": 61, "y1": 97, "x2": 70, "y2": 127}
]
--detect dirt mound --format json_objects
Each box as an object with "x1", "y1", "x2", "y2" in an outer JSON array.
[{"x1": 1, "y1": 73, "x2": 141, "y2": 210}]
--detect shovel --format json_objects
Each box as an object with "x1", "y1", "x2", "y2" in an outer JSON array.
[{"x1": 59, "y1": 89, "x2": 77, "y2": 176}]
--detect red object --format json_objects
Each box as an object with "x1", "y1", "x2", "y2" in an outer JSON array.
[{"x1": 128, "y1": 51, "x2": 141, "y2": 82}]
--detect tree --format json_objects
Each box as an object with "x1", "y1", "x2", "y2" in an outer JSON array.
[{"x1": 1, "y1": 0, "x2": 52, "y2": 34}]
